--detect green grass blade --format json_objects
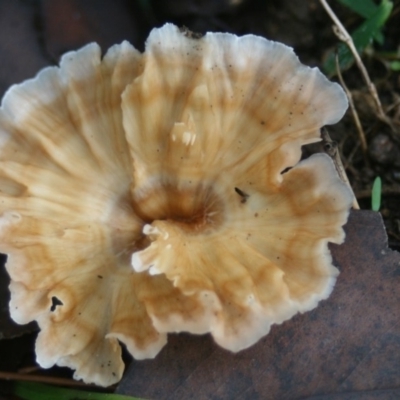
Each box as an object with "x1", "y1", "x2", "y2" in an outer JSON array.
[
  {"x1": 323, "y1": 0, "x2": 393, "y2": 76},
  {"x1": 337, "y1": 0, "x2": 378, "y2": 19},
  {"x1": 373, "y1": 30, "x2": 384, "y2": 45},
  {"x1": 13, "y1": 381, "x2": 144, "y2": 400},
  {"x1": 371, "y1": 176, "x2": 382, "y2": 212},
  {"x1": 390, "y1": 60, "x2": 400, "y2": 71}
]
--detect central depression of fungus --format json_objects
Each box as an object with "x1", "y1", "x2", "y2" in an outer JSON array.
[{"x1": 0, "y1": 24, "x2": 353, "y2": 386}]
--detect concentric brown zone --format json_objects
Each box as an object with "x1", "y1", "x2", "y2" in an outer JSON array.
[
  {"x1": 128, "y1": 52, "x2": 317, "y2": 144},
  {"x1": 123, "y1": 34, "x2": 341, "y2": 209},
  {"x1": 132, "y1": 181, "x2": 225, "y2": 234},
  {"x1": 141, "y1": 43, "x2": 308, "y2": 121},
  {"x1": 135, "y1": 272, "x2": 208, "y2": 326}
]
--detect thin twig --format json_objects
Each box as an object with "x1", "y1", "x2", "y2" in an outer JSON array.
[
  {"x1": 321, "y1": 128, "x2": 360, "y2": 209},
  {"x1": 385, "y1": 93, "x2": 400, "y2": 115},
  {"x1": 0, "y1": 370, "x2": 103, "y2": 389},
  {"x1": 335, "y1": 52, "x2": 368, "y2": 161},
  {"x1": 17, "y1": 366, "x2": 40, "y2": 374},
  {"x1": 354, "y1": 187, "x2": 400, "y2": 200},
  {"x1": 319, "y1": 0, "x2": 391, "y2": 126}
]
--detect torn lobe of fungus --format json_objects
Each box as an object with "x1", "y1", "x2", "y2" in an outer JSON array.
[
  {"x1": 0, "y1": 23, "x2": 352, "y2": 387},
  {"x1": 50, "y1": 296, "x2": 63, "y2": 312}
]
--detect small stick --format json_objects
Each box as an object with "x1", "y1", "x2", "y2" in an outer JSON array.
[
  {"x1": 17, "y1": 366, "x2": 40, "y2": 374},
  {"x1": 319, "y1": 0, "x2": 390, "y2": 126},
  {"x1": 321, "y1": 128, "x2": 360, "y2": 209},
  {"x1": 0, "y1": 370, "x2": 104, "y2": 389},
  {"x1": 354, "y1": 186, "x2": 400, "y2": 199},
  {"x1": 335, "y1": 52, "x2": 368, "y2": 161}
]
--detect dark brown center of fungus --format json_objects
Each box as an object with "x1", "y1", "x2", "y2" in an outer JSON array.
[{"x1": 132, "y1": 181, "x2": 225, "y2": 234}]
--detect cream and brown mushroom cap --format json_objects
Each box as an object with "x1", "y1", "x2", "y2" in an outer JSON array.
[
  {"x1": 126, "y1": 24, "x2": 353, "y2": 351},
  {"x1": 0, "y1": 23, "x2": 353, "y2": 386}
]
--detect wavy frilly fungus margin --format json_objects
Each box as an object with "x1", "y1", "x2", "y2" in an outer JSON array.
[{"x1": 0, "y1": 24, "x2": 352, "y2": 386}]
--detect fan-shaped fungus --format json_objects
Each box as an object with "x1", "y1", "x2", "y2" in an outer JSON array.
[{"x1": 0, "y1": 24, "x2": 353, "y2": 386}]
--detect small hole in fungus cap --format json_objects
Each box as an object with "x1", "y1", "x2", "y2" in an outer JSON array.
[
  {"x1": 50, "y1": 296, "x2": 63, "y2": 312},
  {"x1": 280, "y1": 166, "x2": 292, "y2": 175}
]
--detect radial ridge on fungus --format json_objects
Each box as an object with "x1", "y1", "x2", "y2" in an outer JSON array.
[{"x1": 0, "y1": 24, "x2": 353, "y2": 386}]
